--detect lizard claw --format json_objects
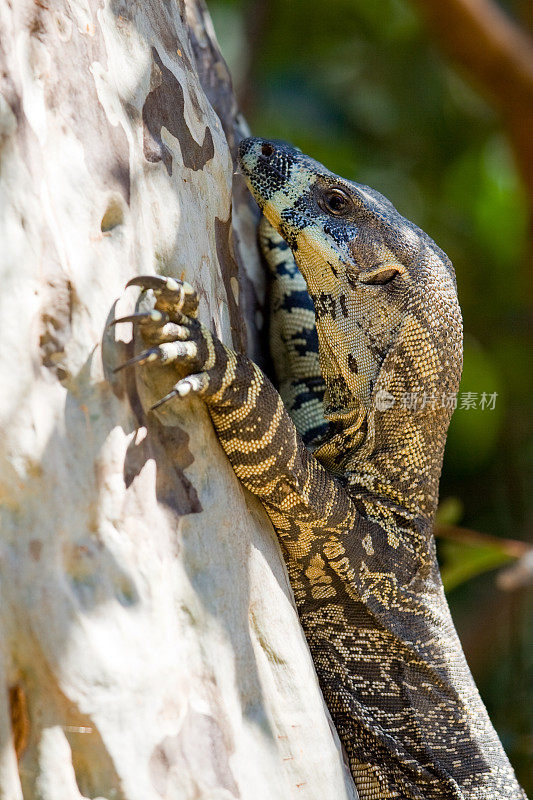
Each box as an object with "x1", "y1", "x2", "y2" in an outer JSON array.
[
  {"x1": 126, "y1": 275, "x2": 199, "y2": 318},
  {"x1": 113, "y1": 348, "x2": 161, "y2": 373},
  {"x1": 151, "y1": 388, "x2": 183, "y2": 409},
  {"x1": 108, "y1": 310, "x2": 168, "y2": 327},
  {"x1": 113, "y1": 276, "x2": 218, "y2": 409},
  {"x1": 126, "y1": 275, "x2": 177, "y2": 291},
  {"x1": 114, "y1": 341, "x2": 199, "y2": 374},
  {"x1": 151, "y1": 373, "x2": 210, "y2": 409}
]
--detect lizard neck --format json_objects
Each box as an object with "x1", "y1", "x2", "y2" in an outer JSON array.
[
  {"x1": 316, "y1": 402, "x2": 452, "y2": 523},
  {"x1": 305, "y1": 276, "x2": 462, "y2": 527},
  {"x1": 314, "y1": 390, "x2": 454, "y2": 532}
]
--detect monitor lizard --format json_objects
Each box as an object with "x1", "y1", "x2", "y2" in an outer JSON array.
[{"x1": 113, "y1": 138, "x2": 526, "y2": 799}]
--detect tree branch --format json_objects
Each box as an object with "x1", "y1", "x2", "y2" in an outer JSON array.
[
  {"x1": 434, "y1": 523, "x2": 530, "y2": 559},
  {"x1": 413, "y1": 0, "x2": 533, "y2": 262},
  {"x1": 415, "y1": 0, "x2": 533, "y2": 111}
]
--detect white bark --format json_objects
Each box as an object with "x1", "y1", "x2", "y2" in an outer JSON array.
[{"x1": 0, "y1": 1, "x2": 358, "y2": 799}]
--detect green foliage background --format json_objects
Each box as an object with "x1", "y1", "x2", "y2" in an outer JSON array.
[{"x1": 209, "y1": 0, "x2": 533, "y2": 789}]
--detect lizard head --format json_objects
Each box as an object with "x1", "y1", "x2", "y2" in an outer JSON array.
[{"x1": 239, "y1": 137, "x2": 463, "y2": 517}]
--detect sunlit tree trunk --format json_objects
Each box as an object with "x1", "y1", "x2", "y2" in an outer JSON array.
[{"x1": 0, "y1": 1, "x2": 357, "y2": 798}]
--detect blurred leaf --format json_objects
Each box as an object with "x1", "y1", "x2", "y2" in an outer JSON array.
[
  {"x1": 351, "y1": 0, "x2": 420, "y2": 41},
  {"x1": 475, "y1": 136, "x2": 528, "y2": 268},
  {"x1": 444, "y1": 337, "x2": 504, "y2": 473},
  {"x1": 435, "y1": 496, "x2": 464, "y2": 526},
  {"x1": 442, "y1": 135, "x2": 528, "y2": 312},
  {"x1": 436, "y1": 525, "x2": 529, "y2": 592},
  {"x1": 209, "y1": 5, "x2": 246, "y2": 80},
  {"x1": 439, "y1": 537, "x2": 514, "y2": 592}
]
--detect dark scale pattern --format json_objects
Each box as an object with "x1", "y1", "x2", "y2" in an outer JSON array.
[{"x1": 117, "y1": 139, "x2": 527, "y2": 799}]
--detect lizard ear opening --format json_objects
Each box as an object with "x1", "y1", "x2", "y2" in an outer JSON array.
[{"x1": 359, "y1": 266, "x2": 401, "y2": 286}]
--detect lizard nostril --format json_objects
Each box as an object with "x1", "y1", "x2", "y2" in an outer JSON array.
[{"x1": 261, "y1": 142, "x2": 274, "y2": 157}]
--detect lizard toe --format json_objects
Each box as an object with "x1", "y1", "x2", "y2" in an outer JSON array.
[
  {"x1": 151, "y1": 372, "x2": 211, "y2": 409},
  {"x1": 126, "y1": 274, "x2": 199, "y2": 318},
  {"x1": 113, "y1": 341, "x2": 199, "y2": 374}
]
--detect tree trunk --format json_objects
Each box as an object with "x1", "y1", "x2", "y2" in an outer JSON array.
[{"x1": 0, "y1": 1, "x2": 357, "y2": 799}]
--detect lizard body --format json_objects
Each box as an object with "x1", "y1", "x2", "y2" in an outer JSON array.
[{"x1": 115, "y1": 138, "x2": 526, "y2": 799}]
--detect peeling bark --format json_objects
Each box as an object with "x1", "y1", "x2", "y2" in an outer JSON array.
[{"x1": 0, "y1": 1, "x2": 357, "y2": 799}]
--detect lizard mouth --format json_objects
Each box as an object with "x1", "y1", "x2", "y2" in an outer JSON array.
[{"x1": 238, "y1": 137, "x2": 296, "y2": 203}]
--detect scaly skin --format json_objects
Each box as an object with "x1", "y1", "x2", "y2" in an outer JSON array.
[{"x1": 114, "y1": 139, "x2": 526, "y2": 799}]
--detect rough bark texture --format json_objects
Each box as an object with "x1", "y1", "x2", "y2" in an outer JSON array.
[{"x1": 0, "y1": 1, "x2": 358, "y2": 799}]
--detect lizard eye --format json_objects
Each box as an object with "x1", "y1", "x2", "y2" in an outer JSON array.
[{"x1": 320, "y1": 187, "x2": 352, "y2": 216}]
